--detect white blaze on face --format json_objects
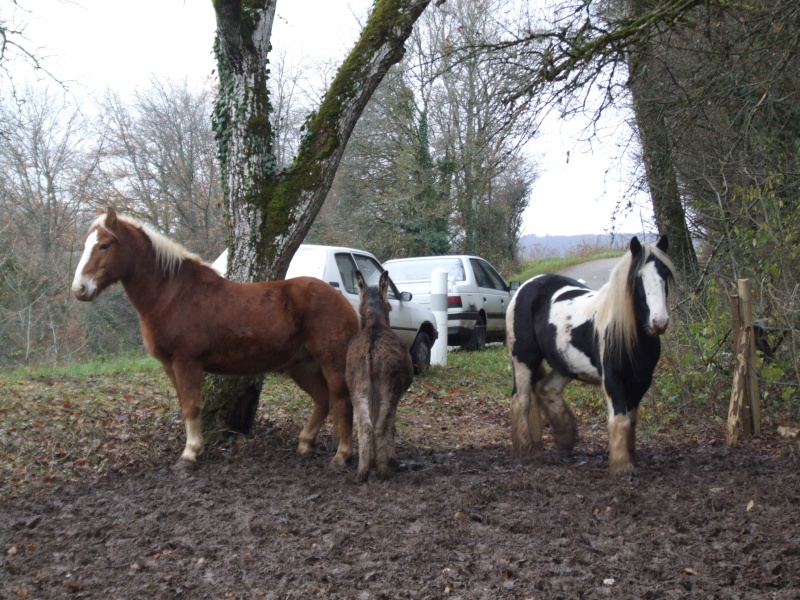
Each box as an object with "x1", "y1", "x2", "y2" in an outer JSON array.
[
  {"x1": 72, "y1": 229, "x2": 99, "y2": 299},
  {"x1": 640, "y1": 261, "x2": 669, "y2": 332}
]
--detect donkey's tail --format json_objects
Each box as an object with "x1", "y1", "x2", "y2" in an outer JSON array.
[{"x1": 368, "y1": 379, "x2": 382, "y2": 429}]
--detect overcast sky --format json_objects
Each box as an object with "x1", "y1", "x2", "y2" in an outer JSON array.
[{"x1": 16, "y1": 0, "x2": 653, "y2": 237}]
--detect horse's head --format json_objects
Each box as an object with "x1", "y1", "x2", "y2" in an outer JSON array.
[
  {"x1": 630, "y1": 235, "x2": 674, "y2": 336},
  {"x1": 72, "y1": 207, "x2": 127, "y2": 301},
  {"x1": 355, "y1": 269, "x2": 392, "y2": 326}
]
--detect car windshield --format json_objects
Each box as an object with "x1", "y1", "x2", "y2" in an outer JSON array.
[
  {"x1": 386, "y1": 258, "x2": 466, "y2": 283},
  {"x1": 286, "y1": 246, "x2": 327, "y2": 280}
]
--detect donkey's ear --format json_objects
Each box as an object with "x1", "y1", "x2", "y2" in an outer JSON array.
[
  {"x1": 379, "y1": 270, "x2": 390, "y2": 300},
  {"x1": 630, "y1": 236, "x2": 642, "y2": 257},
  {"x1": 656, "y1": 234, "x2": 669, "y2": 253},
  {"x1": 105, "y1": 206, "x2": 117, "y2": 227},
  {"x1": 355, "y1": 269, "x2": 367, "y2": 298}
]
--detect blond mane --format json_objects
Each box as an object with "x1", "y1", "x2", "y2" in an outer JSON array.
[
  {"x1": 93, "y1": 212, "x2": 202, "y2": 277},
  {"x1": 593, "y1": 242, "x2": 676, "y2": 361}
]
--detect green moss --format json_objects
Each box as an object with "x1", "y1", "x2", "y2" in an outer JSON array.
[{"x1": 202, "y1": 373, "x2": 264, "y2": 438}]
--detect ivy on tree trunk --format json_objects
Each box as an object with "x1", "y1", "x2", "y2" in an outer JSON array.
[{"x1": 203, "y1": 0, "x2": 433, "y2": 436}]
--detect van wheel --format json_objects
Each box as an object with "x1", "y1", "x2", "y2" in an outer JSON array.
[
  {"x1": 411, "y1": 332, "x2": 432, "y2": 375},
  {"x1": 461, "y1": 315, "x2": 486, "y2": 351}
]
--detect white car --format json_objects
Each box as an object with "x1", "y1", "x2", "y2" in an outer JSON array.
[
  {"x1": 212, "y1": 245, "x2": 438, "y2": 374},
  {"x1": 382, "y1": 255, "x2": 518, "y2": 350}
]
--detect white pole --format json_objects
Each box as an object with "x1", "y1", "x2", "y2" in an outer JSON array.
[{"x1": 431, "y1": 268, "x2": 448, "y2": 366}]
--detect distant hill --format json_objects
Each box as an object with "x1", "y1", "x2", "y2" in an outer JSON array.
[{"x1": 518, "y1": 233, "x2": 650, "y2": 259}]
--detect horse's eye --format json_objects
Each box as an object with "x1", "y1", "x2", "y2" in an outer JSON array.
[{"x1": 99, "y1": 243, "x2": 110, "y2": 251}]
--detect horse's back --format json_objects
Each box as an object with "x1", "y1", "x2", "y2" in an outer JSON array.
[
  {"x1": 509, "y1": 274, "x2": 589, "y2": 338},
  {"x1": 152, "y1": 268, "x2": 357, "y2": 376},
  {"x1": 508, "y1": 274, "x2": 597, "y2": 370}
]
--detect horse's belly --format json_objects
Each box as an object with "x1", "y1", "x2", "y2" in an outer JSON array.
[{"x1": 203, "y1": 346, "x2": 299, "y2": 376}]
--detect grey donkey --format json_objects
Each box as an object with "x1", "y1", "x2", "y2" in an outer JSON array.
[{"x1": 346, "y1": 269, "x2": 414, "y2": 482}]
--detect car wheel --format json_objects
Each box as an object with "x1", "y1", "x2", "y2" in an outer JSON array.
[
  {"x1": 461, "y1": 315, "x2": 486, "y2": 351},
  {"x1": 411, "y1": 332, "x2": 432, "y2": 375}
]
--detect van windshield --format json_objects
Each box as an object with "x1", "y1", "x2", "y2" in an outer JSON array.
[{"x1": 386, "y1": 258, "x2": 465, "y2": 283}]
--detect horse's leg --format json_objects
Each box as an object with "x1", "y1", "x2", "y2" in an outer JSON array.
[
  {"x1": 603, "y1": 387, "x2": 636, "y2": 476},
  {"x1": 319, "y1": 367, "x2": 354, "y2": 470},
  {"x1": 351, "y1": 381, "x2": 374, "y2": 483},
  {"x1": 387, "y1": 421, "x2": 399, "y2": 471},
  {"x1": 535, "y1": 370, "x2": 577, "y2": 453},
  {"x1": 510, "y1": 357, "x2": 543, "y2": 459},
  {"x1": 374, "y1": 386, "x2": 398, "y2": 481},
  {"x1": 167, "y1": 361, "x2": 205, "y2": 469},
  {"x1": 627, "y1": 407, "x2": 639, "y2": 465},
  {"x1": 284, "y1": 360, "x2": 330, "y2": 459}
]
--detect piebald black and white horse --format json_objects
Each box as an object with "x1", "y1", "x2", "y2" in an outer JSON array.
[{"x1": 506, "y1": 236, "x2": 675, "y2": 476}]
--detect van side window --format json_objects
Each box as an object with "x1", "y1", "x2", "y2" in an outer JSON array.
[{"x1": 335, "y1": 253, "x2": 358, "y2": 294}]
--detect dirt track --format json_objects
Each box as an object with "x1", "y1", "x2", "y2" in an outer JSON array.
[{"x1": 2, "y1": 426, "x2": 799, "y2": 599}]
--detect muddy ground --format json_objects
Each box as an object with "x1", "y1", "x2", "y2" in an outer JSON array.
[{"x1": 2, "y1": 422, "x2": 799, "y2": 600}]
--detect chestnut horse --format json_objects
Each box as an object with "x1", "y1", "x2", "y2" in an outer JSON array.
[{"x1": 72, "y1": 207, "x2": 359, "y2": 469}]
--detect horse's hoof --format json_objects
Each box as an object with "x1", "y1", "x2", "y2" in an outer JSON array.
[
  {"x1": 172, "y1": 458, "x2": 198, "y2": 472},
  {"x1": 296, "y1": 442, "x2": 315, "y2": 458},
  {"x1": 608, "y1": 461, "x2": 636, "y2": 478},
  {"x1": 356, "y1": 469, "x2": 370, "y2": 483},
  {"x1": 553, "y1": 430, "x2": 577, "y2": 453},
  {"x1": 329, "y1": 454, "x2": 349, "y2": 471},
  {"x1": 511, "y1": 445, "x2": 538, "y2": 464}
]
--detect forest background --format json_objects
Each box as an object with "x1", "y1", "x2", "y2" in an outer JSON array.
[{"x1": 0, "y1": 0, "x2": 798, "y2": 424}]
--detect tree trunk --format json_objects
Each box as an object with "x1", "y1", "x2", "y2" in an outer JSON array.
[
  {"x1": 203, "y1": 0, "x2": 433, "y2": 436},
  {"x1": 627, "y1": 0, "x2": 697, "y2": 272}
]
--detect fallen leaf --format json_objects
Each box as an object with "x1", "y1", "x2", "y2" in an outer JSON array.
[
  {"x1": 454, "y1": 511, "x2": 468, "y2": 521},
  {"x1": 603, "y1": 578, "x2": 615, "y2": 586},
  {"x1": 777, "y1": 426, "x2": 798, "y2": 438},
  {"x1": 746, "y1": 500, "x2": 755, "y2": 512},
  {"x1": 685, "y1": 567, "x2": 698, "y2": 575},
  {"x1": 7, "y1": 546, "x2": 18, "y2": 556}
]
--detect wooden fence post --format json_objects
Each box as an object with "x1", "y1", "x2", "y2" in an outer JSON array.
[
  {"x1": 737, "y1": 279, "x2": 761, "y2": 436},
  {"x1": 727, "y1": 325, "x2": 752, "y2": 446},
  {"x1": 730, "y1": 294, "x2": 740, "y2": 356}
]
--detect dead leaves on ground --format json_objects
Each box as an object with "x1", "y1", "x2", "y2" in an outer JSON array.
[{"x1": 0, "y1": 371, "x2": 178, "y2": 498}]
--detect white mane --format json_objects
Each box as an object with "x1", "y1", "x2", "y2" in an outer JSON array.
[
  {"x1": 94, "y1": 212, "x2": 202, "y2": 277},
  {"x1": 593, "y1": 242, "x2": 676, "y2": 361}
]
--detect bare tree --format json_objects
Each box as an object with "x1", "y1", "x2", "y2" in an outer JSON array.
[
  {"x1": 414, "y1": 0, "x2": 539, "y2": 259},
  {"x1": 0, "y1": 86, "x2": 94, "y2": 363},
  {"x1": 96, "y1": 78, "x2": 225, "y2": 256},
  {"x1": 311, "y1": 0, "x2": 539, "y2": 267}
]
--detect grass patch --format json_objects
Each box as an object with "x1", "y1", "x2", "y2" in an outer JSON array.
[{"x1": 3, "y1": 354, "x2": 161, "y2": 379}]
